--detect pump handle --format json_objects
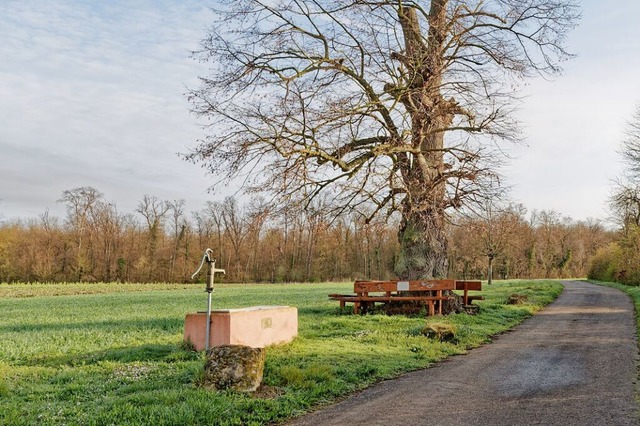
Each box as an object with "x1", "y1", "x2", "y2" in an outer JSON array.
[{"x1": 191, "y1": 248, "x2": 214, "y2": 280}]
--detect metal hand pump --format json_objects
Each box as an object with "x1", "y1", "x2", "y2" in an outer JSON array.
[{"x1": 191, "y1": 248, "x2": 225, "y2": 351}]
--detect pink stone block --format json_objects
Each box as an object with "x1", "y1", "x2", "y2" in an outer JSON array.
[{"x1": 184, "y1": 306, "x2": 298, "y2": 351}]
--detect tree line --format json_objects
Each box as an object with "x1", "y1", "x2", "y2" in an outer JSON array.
[{"x1": 0, "y1": 187, "x2": 611, "y2": 284}]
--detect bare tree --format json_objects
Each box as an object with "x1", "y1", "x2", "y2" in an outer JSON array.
[
  {"x1": 187, "y1": 0, "x2": 578, "y2": 280},
  {"x1": 220, "y1": 197, "x2": 250, "y2": 280},
  {"x1": 469, "y1": 201, "x2": 525, "y2": 284},
  {"x1": 90, "y1": 201, "x2": 126, "y2": 282},
  {"x1": 611, "y1": 104, "x2": 640, "y2": 229},
  {"x1": 192, "y1": 209, "x2": 215, "y2": 248},
  {"x1": 619, "y1": 104, "x2": 640, "y2": 179},
  {"x1": 136, "y1": 195, "x2": 170, "y2": 279},
  {"x1": 167, "y1": 199, "x2": 188, "y2": 279},
  {"x1": 58, "y1": 186, "x2": 103, "y2": 280},
  {"x1": 245, "y1": 197, "x2": 271, "y2": 278},
  {"x1": 610, "y1": 182, "x2": 640, "y2": 229}
]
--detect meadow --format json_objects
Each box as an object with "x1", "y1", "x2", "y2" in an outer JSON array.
[{"x1": 0, "y1": 280, "x2": 562, "y2": 425}]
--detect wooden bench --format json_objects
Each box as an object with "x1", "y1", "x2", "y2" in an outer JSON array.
[
  {"x1": 455, "y1": 280, "x2": 484, "y2": 306},
  {"x1": 329, "y1": 280, "x2": 456, "y2": 315},
  {"x1": 330, "y1": 279, "x2": 484, "y2": 315}
]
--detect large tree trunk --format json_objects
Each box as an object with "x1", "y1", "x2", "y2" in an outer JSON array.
[
  {"x1": 396, "y1": 208, "x2": 448, "y2": 280},
  {"x1": 394, "y1": 1, "x2": 452, "y2": 281},
  {"x1": 396, "y1": 205, "x2": 464, "y2": 315},
  {"x1": 393, "y1": 2, "x2": 466, "y2": 315}
]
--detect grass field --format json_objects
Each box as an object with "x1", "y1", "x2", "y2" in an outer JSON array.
[{"x1": 0, "y1": 280, "x2": 562, "y2": 425}]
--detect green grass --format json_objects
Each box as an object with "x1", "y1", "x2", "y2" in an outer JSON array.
[
  {"x1": 587, "y1": 279, "x2": 640, "y2": 337},
  {"x1": 0, "y1": 282, "x2": 197, "y2": 299},
  {"x1": 587, "y1": 279, "x2": 640, "y2": 404},
  {"x1": 0, "y1": 280, "x2": 562, "y2": 425}
]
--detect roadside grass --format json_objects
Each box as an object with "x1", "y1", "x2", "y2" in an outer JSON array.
[
  {"x1": 0, "y1": 280, "x2": 562, "y2": 425},
  {"x1": 587, "y1": 279, "x2": 640, "y2": 333},
  {"x1": 587, "y1": 279, "x2": 640, "y2": 403}
]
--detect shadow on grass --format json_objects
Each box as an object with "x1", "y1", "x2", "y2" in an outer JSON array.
[
  {"x1": 0, "y1": 317, "x2": 183, "y2": 334},
  {"x1": 19, "y1": 343, "x2": 200, "y2": 367},
  {"x1": 3, "y1": 307, "x2": 340, "y2": 333},
  {"x1": 296, "y1": 306, "x2": 339, "y2": 316}
]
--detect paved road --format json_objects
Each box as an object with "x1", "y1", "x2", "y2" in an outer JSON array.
[{"x1": 290, "y1": 281, "x2": 639, "y2": 425}]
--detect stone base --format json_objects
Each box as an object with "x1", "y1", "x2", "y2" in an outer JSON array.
[
  {"x1": 203, "y1": 345, "x2": 265, "y2": 392},
  {"x1": 508, "y1": 294, "x2": 528, "y2": 305},
  {"x1": 184, "y1": 306, "x2": 298, "y2": 351},
  {"x1": 422, "y1": 323, "x2": 457, "y2": 342},
  {"x1": 463, "y1": 304, "x2": 480, "y2": 315}
]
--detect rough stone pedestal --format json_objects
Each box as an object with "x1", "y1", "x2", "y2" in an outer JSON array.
[{"x1": 203, "y1": 345, "x2": 265, "y2": 392}]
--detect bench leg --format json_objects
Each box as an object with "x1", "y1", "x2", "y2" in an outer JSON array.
[
  {"x1": 365, "y1": 301, "x2": 373, "y2": 314},
  {"x1": 340, "y1": 300, "x2": 345, "y2": 309},
  {"x1": 438, "y1": 291, "x2": 443, "y2": 315},
  {"x1": 428, "y1": 301, "x2": 435, "y2": 317},
  {"x1": 354, "y1": 302, "x2": 360, "y2": 315}
]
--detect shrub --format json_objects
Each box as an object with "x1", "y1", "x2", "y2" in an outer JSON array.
[{"x1": 588, "y1": 243, "x2": 624, "y2": 282}]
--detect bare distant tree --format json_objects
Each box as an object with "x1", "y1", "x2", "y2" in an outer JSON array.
[
  {"x1": 611, "y1": 104, "x2": 640, "y2": 229},
  {"x1": 136, "y1": 195, "x2": 170, "y2": 278},
  {"x1": 187, "y1": 0, "x2": 579, "y2": 279},
  {"x1": 220, "y1": 197, "x2": 249, "y2": 279},
  {"x1": 467, "y1": 201, "x2": 525, "y2": 284},
  {"x1": 58, "y1": 186, "x2": 103, "y2": 280},
  {"x1": 167, "y1": 199, "x2": 188, "y2": 278},
  {"x1": 59, "y1": 186, "x2": 103, "y2": 243},
  {"x1": 90, "y1": 201, "x2": 125, "y2": 282},
  {"x1": 610, "y1": 182, "x2": 640, "y2": 229},
  {"x1": 192, "y1": 208, "x2": 216, "y2": 248},
  {"x1": 619, "y1": 105, "x2": 640, "y2": 179}
]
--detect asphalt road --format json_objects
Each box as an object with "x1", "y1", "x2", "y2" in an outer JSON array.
[{"x1": 289, "y1": 281, "x2": 639, "y2": 425}]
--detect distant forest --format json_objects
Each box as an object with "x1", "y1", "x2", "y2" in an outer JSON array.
[{"x1": 0, "y1": 187, "x2": 613, "y2": 284}]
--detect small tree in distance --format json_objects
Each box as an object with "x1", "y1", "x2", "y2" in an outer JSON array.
[
  {"x1": 187, "y1": 0, "x2": 579, "y2": 280},
  {"x1": 464, "y1": 201, "x2": 526, "y2": 284}
]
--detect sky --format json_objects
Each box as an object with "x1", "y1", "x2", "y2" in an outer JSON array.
[{"x1": 1, "y1": 0, "x2": 639, "y2": 223}]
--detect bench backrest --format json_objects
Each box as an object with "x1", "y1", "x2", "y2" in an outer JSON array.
[
  {"x1": 455, "y1": 280, "x2": 482, "y2": 291},
  {"x1": 354, "y1": 280, "x2": 455, "y2": 294}
]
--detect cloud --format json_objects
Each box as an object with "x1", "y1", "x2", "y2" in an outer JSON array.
[
  {"x1": 0, "y1": 0, "x2": 221, "y2": 220},
  {"x1": 500, "y1": 0, "x2": 640, "y2": 221},
  {"x1": 1, "y1": 0, "x2": 640, "y2": 224}
]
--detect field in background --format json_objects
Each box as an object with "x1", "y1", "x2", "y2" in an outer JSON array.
[{"x1": 0, "y1": 280, "x2": 562, "y2": 425}]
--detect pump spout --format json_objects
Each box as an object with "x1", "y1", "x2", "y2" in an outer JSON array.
[{"x1": 206, "y1": 260, "x2": 225, "y2": 292}]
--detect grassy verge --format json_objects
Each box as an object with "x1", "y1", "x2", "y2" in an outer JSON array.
[
  {"x1": 0, "y1": 280, "x2": 561, "y2": 425},
  {"x1": 587, "y1": 279, "x2": 640, "y2": 401},
  {"x1": 587, "y1": 279, "x2": 640, "y2": 332}
]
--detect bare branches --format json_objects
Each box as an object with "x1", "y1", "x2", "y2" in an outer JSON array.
[
  {"x1": 619, "y1": 104, "x2": 640, "y2": 180},
  {"x1": 187, "y1": 0, "x2": 578, "y2": 225}
]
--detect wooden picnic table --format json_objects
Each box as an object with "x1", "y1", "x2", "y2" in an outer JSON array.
[{"x1": 329, "y1": 279, "x2": 483, "y2": 315}]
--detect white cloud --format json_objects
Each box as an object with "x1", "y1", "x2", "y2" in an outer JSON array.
[
  {"x1": 1, "y1": 0, "x2": 639, "y2": 224},
  {"x1": 501, "y1": 0, "x2": 640, "y2": 221},
  {"x1": 0, "y1": 0, "x2": 222, "y2": 220}
]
